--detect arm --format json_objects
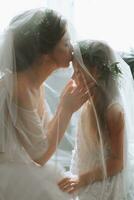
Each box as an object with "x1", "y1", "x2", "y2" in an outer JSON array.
[
  {"x1": 34, "y1": 105, "x2": 72, "y2": 165},
  {"x1": 34, "y1": 80, "x2": 88, "y2": 165},
  {"x1": 58, "y1": 103, "x2": 124, "y2": 193},
  {"x1": 80, "y1": 104, "x2": 124, "y2": 184},
  {"x1": 14, "y1": 80, "x2": 87, "y2": 166}
]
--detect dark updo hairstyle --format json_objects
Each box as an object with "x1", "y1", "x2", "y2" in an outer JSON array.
[{"x1": 10, "y1": 9, "x2": 67, "y2": 72}]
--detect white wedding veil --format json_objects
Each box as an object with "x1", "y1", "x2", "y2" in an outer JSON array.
[
  {"x1": 0, "y1": 8, "x2": 74, "y2": 169},
  {"x1": 72, "y1": 40, "x2": 134, "y2": 199},
  {"x1": 0, "y1": 9, "x2": 49, "y2": 160}
]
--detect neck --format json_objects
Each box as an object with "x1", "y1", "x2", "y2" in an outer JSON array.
[{"x1": 17, "y1": 61, "x2": 56, "y2": 90}]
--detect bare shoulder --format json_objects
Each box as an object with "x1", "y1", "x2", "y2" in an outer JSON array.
[
  {"x1": 106, "y1": 103, "x2": 124, "y2": 133},
  {"x1": 106, "y1": 103, "x2": 124, "y2": 163},
  {"x1": 107, "y1": 103, "x2": 124, "y2": 122}
]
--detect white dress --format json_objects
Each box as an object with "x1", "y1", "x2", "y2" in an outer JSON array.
[
  {"x1": 70, "y1": 101, "x2": 133, "y2": 200},
  {"x1": 0, "y1": 84, "x2": 71, "y2": 200}
]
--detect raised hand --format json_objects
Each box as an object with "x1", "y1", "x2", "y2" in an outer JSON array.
[{"x1": 59, "y1": 79, "x2": 88, "y2": 114}]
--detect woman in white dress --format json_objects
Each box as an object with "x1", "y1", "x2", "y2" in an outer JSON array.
[
  {"x1": 58, "y1": 40, "x2": 134, "y2": 199},
  {"x1": 0, "y1": 9, "x2": 88, "y2": 200}
]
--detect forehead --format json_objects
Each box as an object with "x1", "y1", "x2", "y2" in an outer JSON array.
[
  {"x1": 61, "y1": 32, "x2": 70, "y2": 42},
  {"x1": 54, "y1": 32, "x2": 70, "y2": 49}
]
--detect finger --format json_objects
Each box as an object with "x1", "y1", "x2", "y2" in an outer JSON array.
[
  {"x1": 82, "y1": 92, "x2": 89, "y2": 99},
  {"x1": 72, "y1": 85, "x2": 86, "y2": 95},
  {"x1": 58, "y1": 181, "x2": 70, "y2": 189},
  {"x1": 60, "y1": 181, "x2": 76, "y2": 191},
  {"x1": 80, "y1": 90, "x2": 90, "y2": 98},
  {"x1": 79, "y1": 93, "x2": 89, "y2": 105},
  {"x1": 76, "y1": 82, "x2": 88, "y2": 91},
  {"x1": 73, "y1": 88, "x2": 88, "y2": 97},
  {"x1": 65, "y1": 79, "x2": 74, "y2": 88},
  {"x1": 66, "y1": 184, "x2": 78, "y2": 194},
  {"x1": 60, "y1": 183, "x2": 76, "y2": 193},
  {"x1": 79, "y1": 87, "x2": 89, "y2": 94},
  {"x1": 62, "y1": 80, "x2": 74, "y2": 96},
  {"x1": 59, "y1": 183, "x2": 72, "y2": 192},
  {"x1": 58, "y1": 179, "x2": 77, "y2": 191},
  {"x1": 68, "y1": 187, "x2": 77, "y2": 194},
  {"x1": 58, "y1": 178, "x2": 70, "y2": 187},
  {"x1": 72, "y1": 77, "x2": 79, "y2": 87}
]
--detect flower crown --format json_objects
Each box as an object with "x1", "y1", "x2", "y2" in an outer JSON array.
[
  {"x1": 100, "y1": 61, "x2": 122, "y2": 82},
  {"x1": 77, "y1": 40, "x2": 122, "y2": 83}
]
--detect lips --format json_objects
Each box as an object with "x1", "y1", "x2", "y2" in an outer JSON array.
[{"x1": 70, "y1": 52, "x2": 74, "y2": 61}]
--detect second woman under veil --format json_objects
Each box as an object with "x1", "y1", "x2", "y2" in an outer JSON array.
[{"x1": 59, "y1": 39, "x2": 134, "y2": 200}]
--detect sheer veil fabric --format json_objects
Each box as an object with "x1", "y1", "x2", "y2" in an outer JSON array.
[
  {"x1": 0, "y1": 8, "x2": 50, "y2": 161},
  {"x1": 0, "y1": 8, "x2": 73, "y2": 200},
  {"x1": 1, "y1": 7, "x2": 134, "y2": 200},
  {"x1": 69, "y1": 40, "x2": 134, "y2": 199}
]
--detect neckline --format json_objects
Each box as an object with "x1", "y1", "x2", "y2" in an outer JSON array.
[{"x1": 12, "y1": 101, "x2": 38, "y2": 113}]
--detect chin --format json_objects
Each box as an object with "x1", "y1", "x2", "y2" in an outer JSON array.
[
  {"x1": 64, "y1": 61, "x2": 72, "y2": 68},
  {"x1": 57, "y1": 60, "x2": 72, "y2": 69},
  {"x1": 59, "y1": 63, "x2": 70, "y2": 68},
  {"x1": 63, "y1": 64, "x2": 70, "y2": 68}
]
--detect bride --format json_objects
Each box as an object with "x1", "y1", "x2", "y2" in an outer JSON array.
[
  {"x1": 58, "y1": 40, "x2": 134, "y2": 199},
  {"x1": 0, "y1": 8, "x2": 88, "y2": 200}
]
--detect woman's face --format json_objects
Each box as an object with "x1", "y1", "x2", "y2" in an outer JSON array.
[
  {"x1": 72, "y1": 58, "x2": 98, "y2": 88},
  {"x1": 50, "y1": 32, "x2": 73, "y2": 68}
]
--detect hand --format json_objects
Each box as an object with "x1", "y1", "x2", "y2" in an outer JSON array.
[
  {"x1": 58, "y1": 176, "x2": 84, "y2": 194},
  {"x1": 72, "y1": 57, "x2": 97, "y2": 90},
  {"x1": 72, "y1": 58, "x2": 84, "y2": 87},
  {"x1": 60, "y1": 79, "x2": 88, "y2": 114}
]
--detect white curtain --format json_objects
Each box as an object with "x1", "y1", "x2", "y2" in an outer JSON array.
[
  {"x1": 44, "y1": 0, "x2": 134, "y2": 51},
  {"x1": 73, "y1": 0, "x2": 134, "y2": 51},
  {"x1": 0, "y1": 0, "x2": 45, "y2": 32},
  {"x1": 1, "y1": 0, "x2": 134, "y2": 62}
]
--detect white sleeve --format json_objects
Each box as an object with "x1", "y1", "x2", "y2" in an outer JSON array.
[{"x1": 14, "y1": 107, "x2": 49, "y2": 160}]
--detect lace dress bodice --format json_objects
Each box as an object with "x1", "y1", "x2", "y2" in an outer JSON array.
[
  {"x1": 70, "y1": 101, "x2": 128, "y2": 200},
  {"x1": 70, "y1": 101, "x2": 111, "y2": 175}
]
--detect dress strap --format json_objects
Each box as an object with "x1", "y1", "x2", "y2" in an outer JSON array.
[{"x1": 107, "y1": 101, "x2": 121, "y2": 110}]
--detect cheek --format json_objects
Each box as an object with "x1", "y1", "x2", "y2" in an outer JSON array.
[
  {"x1": 61, "y1": 47, "x2": 71, "y2": 59},
  {"x1": 55, "y1": 48, "x2": 72, "y2": 67}
]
